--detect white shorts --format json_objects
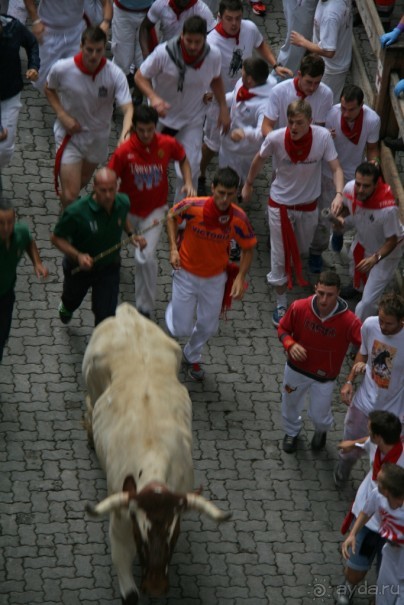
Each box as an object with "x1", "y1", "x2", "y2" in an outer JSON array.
[{"x1": 55, "y1": 127, "x2": 109, "y2": 165}]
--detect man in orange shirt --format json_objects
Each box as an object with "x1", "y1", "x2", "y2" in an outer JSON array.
[{"x1": 166, "y1": 166, "x2": 257, "y2": 381}]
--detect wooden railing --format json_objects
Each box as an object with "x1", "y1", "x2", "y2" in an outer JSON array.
[{"x1": 352, "y1": 0, "x2": 404, "y2": 221}]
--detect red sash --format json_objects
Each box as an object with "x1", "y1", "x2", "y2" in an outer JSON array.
[
  {"x1": 352, "y1": 241, "x2": 367, "y2": 289},
  {"x1": 54, "y1": 134, "x2": 71, "y2": 196},
  {"x1": 168, "y1": 0, "x2": 198, "y2": 18},
  {"x1": 215, "y1": 21, "x2": 240, "y2": 45},
  {"x1": 284, "y1": 127, "x2": 313, "y2": 164},
  {"x1": 221, "y1": 262, "x2": 248, "y2": 318},
  {"x1": 340, "y1": 108, "x2": 364, "y2": 145},
  {"x1": 268, "y1": 198, "x2": 316, "y2": 289},
  {"x1": 293, "y1": 77, "x2": 306, "y2": 99},
  {"x1": 236, "y1": 85, "x2": 256, "y2": 103}
]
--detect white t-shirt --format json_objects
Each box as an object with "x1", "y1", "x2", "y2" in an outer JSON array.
[
  {"x1": 313, "y1": 0, "x2": 352, "y2": 74},
  {"x1": 264, "y1": 78, "x2": 333, "y2": 127},
  {"x1": 147, "y1": 0, "x2": 216, "y2": 42},
  {"x1": 352, "y1": 439, "x2": 404, "y2": 532},
  {"x1": 323, "y1": 104, "x2": 380, "y2": 180},
  {"x1": 47, "y1": 57, "x2": 131, "y2": 135},
  {"x1": 260, "y1": 125, "x2": 337, "y2": 205},
  {"x1": 354, "y1": 317, "x2": 404, "y2": 421},
  {"x1": 207, "y1": 20, "x2": 263, "y2": 92},
  {"x1": 343, "y1": 181, "x2": 403, "y2": 258},
  {"x1": 39, "y1": 0, "x2": 85, "y2": 28},
  {"x1": 363, "y1": 487, "x2": 404, "y2": 545},
  {"x1": 139, "y1": 41, "x2": 221, "y2": 129}
]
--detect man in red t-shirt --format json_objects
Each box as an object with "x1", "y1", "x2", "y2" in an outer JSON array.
[
  {"x1": 108, "y1": 105, "x2": 194, "y2": 318},
  {"x1": 165, "y1": 166, "x2": 257, "y2": 381}
]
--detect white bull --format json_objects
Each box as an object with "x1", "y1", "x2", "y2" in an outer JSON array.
[{"x1": 82, "y1": 303, "x2": 230, "y2": 604}]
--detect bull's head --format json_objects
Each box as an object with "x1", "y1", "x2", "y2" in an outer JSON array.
[{"x1": 86, "y1": 475, "x2": 231, "y2": 597}]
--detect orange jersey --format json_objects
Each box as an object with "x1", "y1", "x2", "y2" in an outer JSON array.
[{"x1": 173, "y1": 197, "x2": 257, "y2": 277}]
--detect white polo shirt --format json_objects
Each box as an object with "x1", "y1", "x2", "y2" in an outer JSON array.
[
  {"x1": 47, "y1": 57, "x2": 131, "y2": 134},
  {"x1": 147, "y1": 0, "x2": 216, "y2": 42},
  {"x1": 264, "y1": 78, "x2": 333, "y2": 128},
  {"x1": 139, "y1": 41, "x2": 221, "y2": 129},
  {"x1": 260, "y1": 125, "x2": 337, "y2": 205},
  {"x1": 323, "y1": 104, "x2": 380, "y2": 180},
  {"x1": 207, "y1": 20, "x2": 263, "y2": 92}
]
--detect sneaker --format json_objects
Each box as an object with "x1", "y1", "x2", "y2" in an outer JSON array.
[
  {"x1": 272, "y1": 305, "x2": 286, "y2": 328},
  {"x1": 183, "y1": 354, "x2": 205, "y2": 381},
  {"x1": 282, "y1": 434, "x2": 298, "y2": 453},
  {"x1": 58, "y1": 301, "x2": 73, "y2": 324},
  {"x1": 340, "y1": 284, "x2": 361, "y2": 300},
  {"x1": 250, "y1": 0, "x2": 266, "y2": 15},
  {"x1": 331, "y1": 232, "x2": 344, "y2": 252},
  {"x1": 335, "y1": 581, "x2": 356, "y2": 605},
  {"x1": 197, "y1": 176, "x2": 207, "y2": 196},
  {"x1": 311, "y1": 430, "x2": 327, "y2": 451},
  {"x1": 308, "y1": 253, "x2": 323, "y2": 273},
  {"x1": 333, "y1": 463, "x2": 346, "y2": 488},
  {"x1": 188, "y1": 362, "x2": 205, "y2": 381},
  {"x1": 229, "y1": 240, "x2": 241, "y2": 261}
]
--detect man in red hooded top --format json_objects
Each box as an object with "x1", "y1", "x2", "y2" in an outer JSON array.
[{"x1": 108, "y1": 104, "x2": 194, "y2": 318}]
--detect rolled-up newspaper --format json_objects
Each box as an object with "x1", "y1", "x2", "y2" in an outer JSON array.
[{"x1": 321, "y1": 208, "x2": 341, "y2": 226}]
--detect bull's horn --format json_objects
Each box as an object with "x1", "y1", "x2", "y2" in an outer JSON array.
[
  {"x1": 186, "y1": 493, "x2": 232, "y2": 522},
  {"x1": 85, "y1": 492, "x2": 130, "y2": 517}
]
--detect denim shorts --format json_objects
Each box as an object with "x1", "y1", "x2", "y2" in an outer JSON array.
[{"x1": 347, "y1": 525, "x2": 385, "y2": 572}]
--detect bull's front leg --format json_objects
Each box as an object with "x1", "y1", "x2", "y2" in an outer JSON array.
[{"x1": 110, "y1": 513, "x2": 139, "y2": 604}]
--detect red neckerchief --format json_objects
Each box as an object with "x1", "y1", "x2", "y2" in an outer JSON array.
[
  {"x1": 347, "y1": 178, "x2": 397, "y2": 215},
  {"x1": 372, "y1": 442, "x2": 403, "y2": 480},
  {"x1": 179, "y1": 38, "x2": 205, "y2": 68},
  {"x1": 293, "y1": 77, "x2": 306, "y2": 99},
  {"x1": 203, "y1": 196, "x2": 234, "y2": 232},
  {"x1": 236, "y1": 85, "x2": 256, "y2": 103},
  {"x1": 168, "y1": 0, "x2": 198, "y2": 18},
  {"x1": 340, "y1": 107, "x2": 364, "y2": 145},
  {"x1": 74, "y1": 52, "x2": 107, "y2": 80},
  {"x1": 215, "y1": 21, "x2": 240, "y2": 45},
  {"x1": 284, "y1": 126, "x2": 313, "y2": 164}
]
